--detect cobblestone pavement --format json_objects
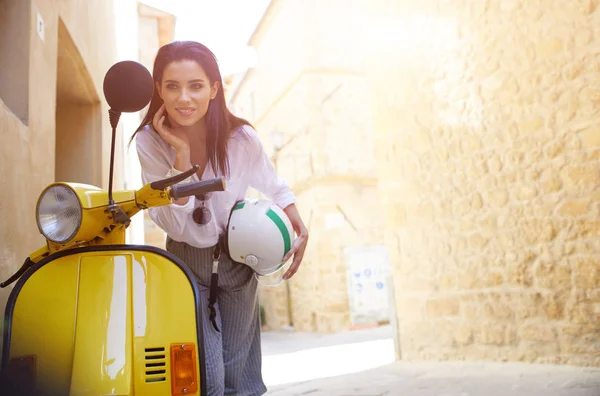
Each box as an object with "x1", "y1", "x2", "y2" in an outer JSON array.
[
  {"x1": 265, "y1": 360, "x2": 600, "y2": 396},
  {"x1": 260, "y1": 326, "x2": 600, "y2": 396}
]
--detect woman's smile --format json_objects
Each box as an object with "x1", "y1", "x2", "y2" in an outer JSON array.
[{"x1": 176, "y1": 107, "x2": 196, "y2": 117}]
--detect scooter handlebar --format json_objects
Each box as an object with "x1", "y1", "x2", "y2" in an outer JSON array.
[{"x1": 169, "y1": 177, "x2": 226, "y2": 200}]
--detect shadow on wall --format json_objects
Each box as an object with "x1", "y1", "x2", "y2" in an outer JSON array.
[{"x1": 55, "y1": 18, "x2": 102, "y2": 186}]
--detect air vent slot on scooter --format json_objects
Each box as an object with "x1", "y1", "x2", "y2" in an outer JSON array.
[{"x1": 145, "y1": 347, "x2": 167, "y2": 383}]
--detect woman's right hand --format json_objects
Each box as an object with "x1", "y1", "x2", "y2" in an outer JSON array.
[{"x1": 153, "y1": 104, "x2": 190, "y2": 156}]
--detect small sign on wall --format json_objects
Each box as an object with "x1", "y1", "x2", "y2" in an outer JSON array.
[{"x1": 343, "y1": 245, "x2": 393, "y2": 326}]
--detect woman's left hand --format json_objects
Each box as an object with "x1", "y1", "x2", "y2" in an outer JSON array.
[{"x1": 281, "y1": 204, "x2": 309, "y2": 280}]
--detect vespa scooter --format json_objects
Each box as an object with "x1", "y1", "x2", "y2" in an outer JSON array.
[{"x1": 0, "y1": 60, "x2": 220, "y2": 395}]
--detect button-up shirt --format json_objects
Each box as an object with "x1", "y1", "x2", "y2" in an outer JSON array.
[{"x1": 135, "y1": 124, "x2": 296, "y2": 248}]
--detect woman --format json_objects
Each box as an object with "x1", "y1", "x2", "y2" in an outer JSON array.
[{"x1": 131, "y1": 41, "x2": 309, "y2": 395}]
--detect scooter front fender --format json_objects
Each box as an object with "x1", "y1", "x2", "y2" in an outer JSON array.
[{"x1": 2, "y1": 245, "x2": 206, "y2": 396}]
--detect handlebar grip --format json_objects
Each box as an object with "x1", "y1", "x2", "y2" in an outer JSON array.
[{"x1": 169, "y1": 177, "x2": 227, "y2": 200}]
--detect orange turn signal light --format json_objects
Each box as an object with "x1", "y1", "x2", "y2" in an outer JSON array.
[{"x1": 170, "y1": 343, "x2": 198, "y2": 395}]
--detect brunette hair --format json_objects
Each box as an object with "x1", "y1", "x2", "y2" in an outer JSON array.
[{"x1": 129, "y1": 41, "x2": 252, "y2": 177}]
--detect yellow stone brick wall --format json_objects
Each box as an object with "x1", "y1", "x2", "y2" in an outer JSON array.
[{"x1": 364, "y1": 0, "x2": 600, "y2": 366}]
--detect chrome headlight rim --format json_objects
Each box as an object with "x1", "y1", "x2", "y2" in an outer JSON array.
[{"x1": 35, "y1": 183, "x2": 83, "y2": 244}]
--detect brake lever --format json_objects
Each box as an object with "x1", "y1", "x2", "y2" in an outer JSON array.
[{"x1": 150, "y1": 165, "x2": 199, "y2": 191}]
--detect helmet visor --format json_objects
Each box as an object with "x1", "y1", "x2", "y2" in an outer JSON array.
[{"x1": 255, "y1": 259, "x2": 292, "y2": 287}]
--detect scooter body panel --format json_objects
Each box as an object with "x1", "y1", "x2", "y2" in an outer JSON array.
[{"x1": 2, "y1": 245, "x2": 205, "y2": 396}]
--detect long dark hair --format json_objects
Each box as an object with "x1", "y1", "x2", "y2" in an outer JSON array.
[{"x1": 129, "y1": 41, "x2": 252, "y2": 178}]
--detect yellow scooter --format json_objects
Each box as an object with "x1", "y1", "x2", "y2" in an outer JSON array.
[{"x1": 0, "y1": 61, "x2": 222, "y2": 395}]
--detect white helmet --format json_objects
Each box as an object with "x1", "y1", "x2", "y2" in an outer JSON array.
[{"x1": 225, "y1": 198, "x2": 295, "y2": 285}]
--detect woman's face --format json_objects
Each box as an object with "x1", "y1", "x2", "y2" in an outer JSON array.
[{"x1": 156, "y1": 59, "x2": 219, "y2": 128}]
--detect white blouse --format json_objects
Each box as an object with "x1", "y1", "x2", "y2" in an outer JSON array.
[{"x1": 135, "y1": 124, "x2": 296, "y2": 248}]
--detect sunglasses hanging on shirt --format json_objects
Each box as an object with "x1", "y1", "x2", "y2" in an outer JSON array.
[{"x1": 192, "y1": 191, "x2": 212, "y2": 226}]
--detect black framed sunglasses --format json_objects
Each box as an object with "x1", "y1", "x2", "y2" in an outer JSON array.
[{"x1": 192, "y1": 192, "x2": 212, "y2": 226}]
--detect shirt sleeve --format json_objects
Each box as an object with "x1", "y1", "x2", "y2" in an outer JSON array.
[
  {"x1": 135, "y1": 128, "x2": 196, "y2": 236},
  {"x1": 244, "y1": 125, "x2": 297, "y2": 209}
]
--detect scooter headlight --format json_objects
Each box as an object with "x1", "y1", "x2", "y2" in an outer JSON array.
[{"x1": 36, "y1": 184, "x2": 83, "y2": 244}]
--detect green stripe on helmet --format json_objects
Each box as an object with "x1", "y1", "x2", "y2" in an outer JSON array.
[
  {"x1": 233, "y1": 202, "x2": 246, "y2": 211},
  {"x1": 266, "y1": 209, "x2": 291, "y2": 256}
]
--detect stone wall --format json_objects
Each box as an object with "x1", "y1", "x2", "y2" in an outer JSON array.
[{"x1": 364, "y1": 0, "x2": 600, "y2": 366}]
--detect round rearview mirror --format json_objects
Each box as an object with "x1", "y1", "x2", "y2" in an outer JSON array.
[{"x1": 103, "y1": 61, "x2": 153, "y2": 113}]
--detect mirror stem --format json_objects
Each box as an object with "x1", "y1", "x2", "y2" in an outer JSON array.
[{"x1": 107, "y1": 109, "x2": 121, "y2": 205}]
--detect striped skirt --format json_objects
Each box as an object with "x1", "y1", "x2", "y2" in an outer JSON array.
[{"x1": 166, "y1": 236, "x2": 267, "y2": 396}]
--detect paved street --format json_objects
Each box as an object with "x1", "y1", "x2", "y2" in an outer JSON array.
[{"x1": 260, "y1": 326, "x2": 600, "y2": 396}]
